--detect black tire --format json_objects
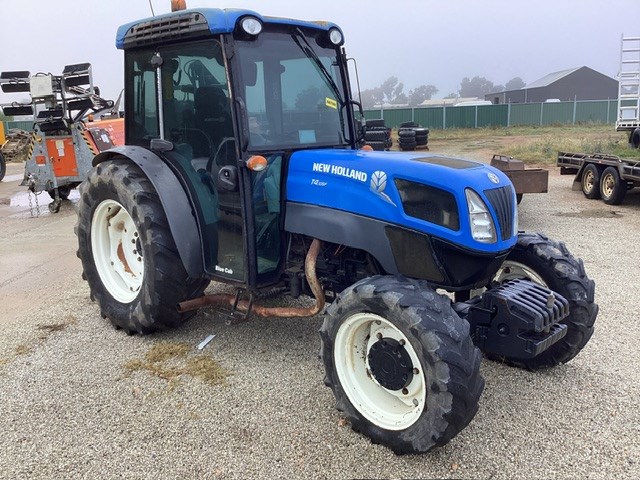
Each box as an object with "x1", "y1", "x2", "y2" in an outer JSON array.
[
  {"x1": 415, "y1": 136, "x2": 428, "y2": 146},
  {"x1": 581, "y1": 164, "x2": 601, "y2": 199},
  {"x1": 399, "y1": 144, "x2": 417, "y2": 151},
  {"x1": 320, "y1": 275, "x2": 484, "y2": 454},
  {"x1": 0, "y1": 152, "x2": 5, "y2": 182},
  {"x1": 516, "y1": 193, "x2": 523, "y2": 204},
  {"x1": 366, "y1": 126, "x2": 390, "y2": 133},
  {"x1": 366, "y1": 119, "x2": 386, "y2": 129},
  {"x1": 599, "y1": 166, "x2": 626, "y2": 205},
  {"x1": 413, "y1": 127, "x2": 429, "y2": 135},
  {"x1": 631, "y1": 128, "x2": 640, "y2": 149},
  {"x1": 364, "y1": 130, "x2": 388, "y2": 142},
  {"x1": 366, "y1": 140, "x2": 386, "y2": 151},
  {"x1": 75, "y1": 159, "x2": 208, "y2": 334},
  {"x1": 399, "y1": 121, "x2": 417, "y2": 128},
  {"x1": 47, "y1": 185, "x2": 72, "y2": 200},
  {"x1": 397, "y1": 129, "x2": 416, "y2": 139},
  {"x1": 486, "y1": 232, "x2": 598, "y2": 370}
]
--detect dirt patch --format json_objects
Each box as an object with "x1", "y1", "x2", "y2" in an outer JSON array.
[{"x1": 123, "y1": 341, "x2": 228, "y2": 387}]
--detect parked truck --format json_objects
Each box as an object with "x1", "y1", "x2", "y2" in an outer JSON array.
[
  {"x1": 617, "y1": 35, "x2": 640, "y2": 148},
  {"x1": 75, "y1": 5, "x2": 597, "y2": 454},
  {"x1": 0, "y1": 65, "x2": 123, "y2": 212}
]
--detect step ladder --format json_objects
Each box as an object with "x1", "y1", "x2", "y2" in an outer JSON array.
[{"x1": 617, "y1": 35, "x2": 640, "y2": 129}]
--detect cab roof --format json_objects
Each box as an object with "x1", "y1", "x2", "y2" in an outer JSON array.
[{"x1": 116, "y1": 8, "x2": 341, "y2": 49}]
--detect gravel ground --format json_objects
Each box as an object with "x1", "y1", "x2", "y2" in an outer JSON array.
[{"x1": 0, "y1": 159, "x2": 639, "y2": 479}]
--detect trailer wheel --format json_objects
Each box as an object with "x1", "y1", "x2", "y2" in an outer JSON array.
[
  {"x1": 320, "y1": 275, "x2": 484, "y2": 454},
  {"x1": 600, "y1": 166, "x2": 626, "y2": 205},
  {"x1": 581, "y1": 164, "x2": 601, "y2": 199},
  {"x1": 75, "y1": 159, "x2": 207, "y2": 334},
  {"x1": 47, "y1": 185, "x2": 72, "y2": 200},
  {"x1": 0, "y1": 152, "x2": 6, "y2": 182},
  {"x1": 486, "y1": 232, "x2": 598, "y2": 370}
]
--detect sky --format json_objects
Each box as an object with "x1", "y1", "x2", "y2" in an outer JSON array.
[{"x1": 0, "y1": 0, "x2": 638, "y2": 105}]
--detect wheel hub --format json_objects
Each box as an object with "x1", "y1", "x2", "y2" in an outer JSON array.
[{"x1": 367, "y1": 337, "x2": 414, "y2": 391}]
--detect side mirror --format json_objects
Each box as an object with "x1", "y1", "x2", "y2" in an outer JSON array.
[
  {"x1": 217, "y1": 165, "x2": 238, "y2": 192},
  {"x1": 347, "y1": 99, "x2": 366, "y2": 143}
]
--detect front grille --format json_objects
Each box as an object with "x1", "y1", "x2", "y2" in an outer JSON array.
[{"x1": 484, "y1": 186, "x2": 515, "y2": 241}]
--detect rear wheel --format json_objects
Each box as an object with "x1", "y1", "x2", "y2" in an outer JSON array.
[
  {"x1": 600, "y1": 166, "x2": 626, "y2": 205},
  {"x1": 75, "y1": 159, "x2": 207, "y2": 334},
  {"x1": 320, "y1": 275, "x2": 484, "y2": 454},
  {"x1": 581, "y1": 164, "x2": 601, "y2": 199},
  {"x1": 486, "y1": 233, "x2": 598, "y2": 370}
]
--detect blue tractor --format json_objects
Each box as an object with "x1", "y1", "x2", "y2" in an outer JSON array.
[{"x1": 75, "y1": 7, "x2": 598, "y2": 454}]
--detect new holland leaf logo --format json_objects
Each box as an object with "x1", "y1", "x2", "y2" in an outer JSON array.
[{"x1": 370, "y1": 171, "x2": 396, "y2": 206}]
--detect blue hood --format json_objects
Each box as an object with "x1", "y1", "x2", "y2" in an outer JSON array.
[{"x1": 286, "y1": 149, "x2": 517, "y2": 253}]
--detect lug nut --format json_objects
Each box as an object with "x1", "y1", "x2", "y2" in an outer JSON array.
[
  {"x1": 399, "y1": 339, "x2": 406, "y2": 346},
  {"x1": 413, "y1": 368, "x2": 419, "y2": 375},
  {"x1": 402, "y1": 388, "x2": 409, "y2": 395},
  {"x1": 376, "y1": 332, "x2": 383, "y2": 340}
]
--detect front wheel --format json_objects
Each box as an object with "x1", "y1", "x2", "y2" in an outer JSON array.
[
  {"x1": 75, "y1": 159, "x2": 207, "y2": 334},
  {"x1": 487, "y1": 232, "x2": 598, "y2": 370},
  {"x1": 320, "y1": 276, "x2": 484, "y2": 454}
]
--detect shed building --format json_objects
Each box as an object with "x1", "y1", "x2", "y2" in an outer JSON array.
[{"x1": 486, "y1": 66, "x2": 618, "y2": 104}]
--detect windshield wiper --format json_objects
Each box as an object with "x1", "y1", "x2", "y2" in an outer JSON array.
[{"x1": 291, "y1": 27, "x2": 343, "y2": 105}]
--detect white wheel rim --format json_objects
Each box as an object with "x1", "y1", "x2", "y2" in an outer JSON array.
[
  {"x1": 334, "y1": 313, "x2": 426, "y2": 431},
  {"x1": 91, "y1": 199, "x2": 144, "y2": 303},
  {"x1": 494, "y1": 260, "x2": 547, "y2": 287}
]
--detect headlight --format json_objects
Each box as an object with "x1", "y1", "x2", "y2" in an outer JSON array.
[
  {"x1": 465, "y1": 189, "x2": 497, "y2": 243},
  {"x1": 328, "y1": 28, "x2": 343, "y2": 45},
  {"x1": 240, "y1": 16, "x2": 262, "y2": 36}
]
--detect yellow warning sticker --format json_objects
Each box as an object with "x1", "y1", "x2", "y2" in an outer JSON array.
[{"x1": 325, "y1": 97, "x2": 338, "y2": 109}]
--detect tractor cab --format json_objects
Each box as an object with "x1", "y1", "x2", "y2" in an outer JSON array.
[{"x1": 118, "y1": 9, "x2": 358, "y2": 287}]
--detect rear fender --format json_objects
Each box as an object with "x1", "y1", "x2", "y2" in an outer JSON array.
[{"x1": 92, "y1": 146, "x2": 204, "y2": 278}]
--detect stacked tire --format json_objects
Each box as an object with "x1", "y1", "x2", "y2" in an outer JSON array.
[
  {"x1": 398, "y1": 121, "x2": 429, "y2": 151},
  {"x1": 364, "y1": 119, "x2": 392, "y2": 151},
  {"x1": 397, "y1": 129, "x2": 417, "y2": 151}
]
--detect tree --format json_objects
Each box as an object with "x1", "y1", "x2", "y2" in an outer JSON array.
[
  {"x1": 407, "y1": 85, "x2": 439, "y2": 106},
  {"x1": 459, "y1": 76, "x2": 503, "y2": 97},
  {"x1": 505, "y1": 76, "x2": 526, "y2": 91},
  {"x1": 360, "y1": 77, "x2": 437, "y2": 108}
]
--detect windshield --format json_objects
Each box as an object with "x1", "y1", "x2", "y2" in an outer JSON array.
[{"x1": 235, "y1": 29, "x2": 348, "y2": 150}]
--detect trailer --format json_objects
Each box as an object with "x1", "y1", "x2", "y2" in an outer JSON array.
[
  {"x1": 490, "y1": 154, "x2": 549, "y2": 204},
  {"x1": 616, "y1": 35, "x2": 640, "y2": 148},
  {"x1": 557, "y1": 152, "x2": 640, "y2": 204}
]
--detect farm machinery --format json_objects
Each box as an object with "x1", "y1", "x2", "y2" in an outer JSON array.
[
  {"x1": 75, "y1": 5, "x2": 598, "y2": 454},
  {"x1": 0, "y1": 64, "x2": 123, "y2": 212}
]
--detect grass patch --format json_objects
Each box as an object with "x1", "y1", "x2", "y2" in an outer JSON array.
[
  {"x1": 123, "y1": 341, "x2": 228, "y2": 387},
  {"x1": 500, "y1": 133, "x2": 635, "y2": 164}
]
